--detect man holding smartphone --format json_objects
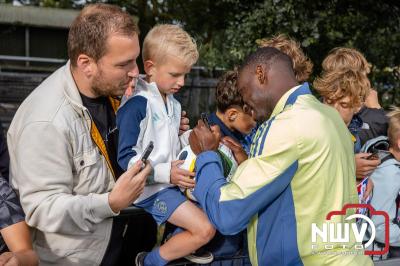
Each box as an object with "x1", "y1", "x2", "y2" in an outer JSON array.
[{"x1": 7, "y1": 4, "x2": 156, "y2": 265}]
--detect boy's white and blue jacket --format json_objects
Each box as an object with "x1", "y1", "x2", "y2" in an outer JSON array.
[
  {"x1": 117, "y1": 77, "x2": 189, "y2": 203},
  {"x1": 193, "y1": 83, "x2": 372, "y2": 266}
]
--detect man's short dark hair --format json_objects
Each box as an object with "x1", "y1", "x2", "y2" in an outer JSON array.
[
  {"x1": 215, "y1": 71, "x2": 244, "y2": 112},
  {"x1": 68, "y1": 3, "x2": 139, "y2": 67},
  {"x1": 239, "y1": 47, "x2": 294, "y2": 75}
]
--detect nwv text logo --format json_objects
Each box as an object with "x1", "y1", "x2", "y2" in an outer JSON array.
[{"x1": 311, "y1": 204, "x2": 389, "y2": 255}]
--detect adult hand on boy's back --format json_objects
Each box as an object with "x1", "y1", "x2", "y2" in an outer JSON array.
[
  {"x1": 170, "y1": 160, "x2": 195, "y2": 189},
  {"x1": 189, "y1": 120, "x2": 220, "y2": 155},
  {"x1": 222, "y1": 136, "x2": 248, "y2": 165}
]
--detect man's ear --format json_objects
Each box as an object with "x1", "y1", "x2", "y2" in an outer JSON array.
[
  {"x1": 144, "y1": 60, "x2": 156, "y2": 76},
  {"x1": 256, "y1": 65, "x2": 267, "y2": 85},
  {"x1": 76, "y1": 54, "x2": 96, "y2": 77}
]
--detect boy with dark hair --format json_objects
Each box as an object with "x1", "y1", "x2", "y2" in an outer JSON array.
[
  {"x1": 210, "y1": 71, "x2": 256, "y2": 154},
  {"x1": 197, "y1": 71, "x2": 255, "y2": 265}
]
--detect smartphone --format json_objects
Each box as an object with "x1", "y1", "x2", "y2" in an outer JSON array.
[
  {"x1": 366, "y1": 151, "x2": 379, "y2": 160},
  {"x1": 200, "y1": 113, "x2": 211, "y2": 129},
  {"x1": 140, "y1": 141, "x2": 154, "y2": 163}
]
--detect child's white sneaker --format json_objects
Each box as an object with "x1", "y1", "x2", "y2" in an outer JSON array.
[{"x1": 184, "y1": 249, "x2": 214, "y2": 264}]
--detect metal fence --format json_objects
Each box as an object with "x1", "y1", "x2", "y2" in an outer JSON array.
[
  {"x1": 176, "y1": 69, "x2": 218, "y2": 127},
  {"x1": 0, "y1": 71, "x2": 48, "y2": 132},
  {"x1": 0, "y1": 67, "x2": 219, "y2": 134}
]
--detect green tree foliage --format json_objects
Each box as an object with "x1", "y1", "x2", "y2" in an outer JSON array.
[
  {"x1": 224, "y1": 0, "x2": 400, "y2": 69},
  {"x1": 222, "y1": 0, "x2": 400, "y2": 106},
  {"x1": 111, "y1": 0, "x2": 400, "y2": 105},
  {"x1": 18, "y1": 0, "x2": 400, "y2": 105},
  {"x1": 126, "y1": 0, "x2": 400, "y2": 105},
  {"x1": 127, "y1": 0, "x2": 263, "y2": 69},
  {"x1": 40, "y1": 0, "x2": 74, "y2": 8}
]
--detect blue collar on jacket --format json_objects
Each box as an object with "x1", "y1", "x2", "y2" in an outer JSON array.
[
  {"x1": 208, "y1": 112, "x2": 243, "y2": 142},
  {"x1": 208, "y1": 112, "x2": 251, "y2": 153}
]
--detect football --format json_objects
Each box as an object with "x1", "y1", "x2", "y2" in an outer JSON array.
[{"x1": 177, "y1": 143, "x2": 238, "y2": 201}]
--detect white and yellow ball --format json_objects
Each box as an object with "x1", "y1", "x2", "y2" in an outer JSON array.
[{"x1": 177, "y1": 144, "x2": 238, "y2": 201}]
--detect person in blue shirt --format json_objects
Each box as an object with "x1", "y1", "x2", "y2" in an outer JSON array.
[
  {"x1": 208, "y1": 71, "x2": 256, "y2": 153},
  {"x1": 203, "y1": 71, "x2": 256, "y2": 265}
]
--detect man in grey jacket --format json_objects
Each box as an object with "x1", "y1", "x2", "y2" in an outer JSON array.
[{"x1": 7, "y1": 4, "x2": 155, "y2": 265}]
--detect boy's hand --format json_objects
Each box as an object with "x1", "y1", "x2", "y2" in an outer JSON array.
[
  {"x1": 189, "y1": 120, "x2": 221, "y2": 155},
  {"x1": 179, "y1": 111, "x2": 190, "y2": 136},
  {"x1": 108, "y1": 161, "x2": 152, "y2": 213},
  {"x1": 355, "y1": 153, "x2": 380, "y2": 179},
  {"x1": 170, "y1": 160, "x2": 195, "y2": 188},
  {"x1": 222, "y1": 136, "x2": 248, "y2": 165}
]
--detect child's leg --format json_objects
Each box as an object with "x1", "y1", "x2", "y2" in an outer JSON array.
[{"x1": 159, "y1": 200, "x2": 216, "y2": 261}]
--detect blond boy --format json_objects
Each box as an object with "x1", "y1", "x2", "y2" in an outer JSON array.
[
  {"x1": 313, "y1": 65, "x2": 370, "y2": 126},
  {"x1": 313, "y1": 47, "x2": 381, "y2": 182},
  {"x1": 321, "y1": 47, "x2": 371, "y2": 75},
  {"x1": 117, "y1": 24, "x2": 215, "y2": 265}
]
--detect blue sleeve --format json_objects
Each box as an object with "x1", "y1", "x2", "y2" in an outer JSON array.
[
  {"x1": 117, "y1": 96, "x2": 147, "y2": 170},
  {"x1": 193, "y1": 151, "x2": 297, "y2": 235},
  {"x1": 0, "y1": 177, "x2": 25, "y2": 230}
]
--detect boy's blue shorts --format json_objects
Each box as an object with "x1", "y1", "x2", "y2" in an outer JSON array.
[{"x1": 135, "y1": 186, "x2": 187, "y2": 225}]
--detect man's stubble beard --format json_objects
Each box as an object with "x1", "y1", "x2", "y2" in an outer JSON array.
[
  {"x1": 255, "y1": 95, "x2": 274, "y2": 124},
  {"x1": 92, "y1": 69, "x2": 127, "y2": 98}
]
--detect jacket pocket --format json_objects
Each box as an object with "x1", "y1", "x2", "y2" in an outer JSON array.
[
  {"x1": 72, "y1": 148, "x2": 104, "y2": 193},
  {"x1": 73, "y1": 148, "x2": 99, "y2": 172}
]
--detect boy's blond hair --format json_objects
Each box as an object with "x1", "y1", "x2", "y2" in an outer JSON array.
[
  {"x1": 387, "y1": 107, "x2": 400, "y2": 148},
  {"x1": 257, "y1": 34, "x2": 313, "y2": 82},
  {"x1": 313, "y1": 68, "x2": 370, "y2": 108},
  {"x1": 142, "y1": 24, "x2": 198, "y2": 67},
  {"x1": 322, "y1": 47, "x2": 371, "y2": 75}
]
